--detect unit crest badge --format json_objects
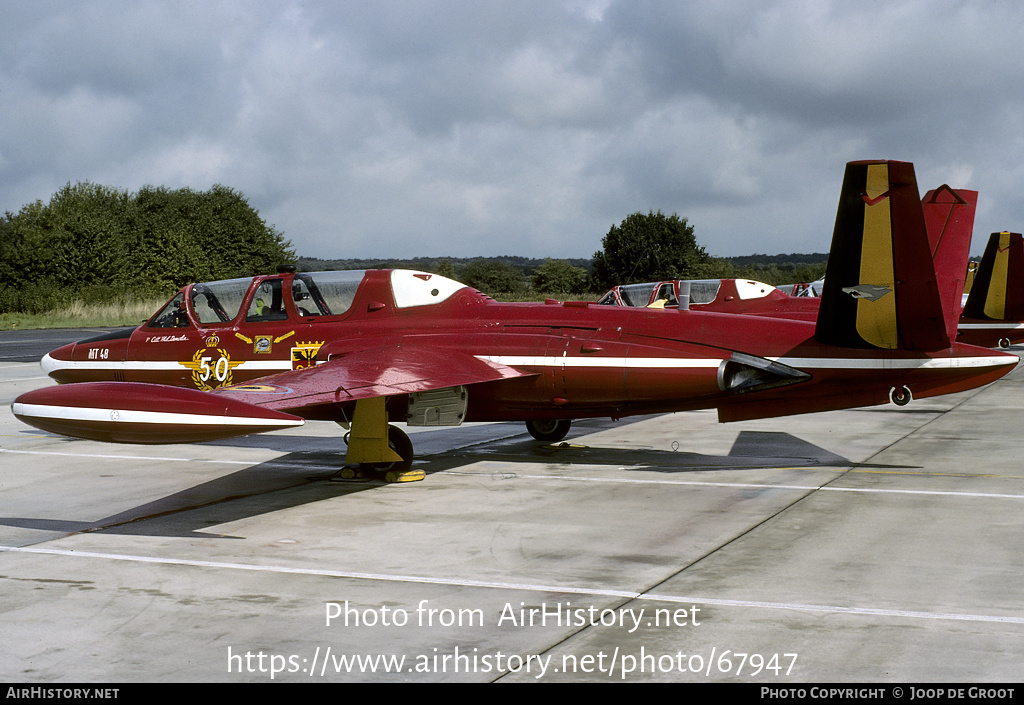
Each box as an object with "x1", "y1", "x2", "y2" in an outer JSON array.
[{"x1": 291, "y1": 341, "x2": 324, "y2": 370}]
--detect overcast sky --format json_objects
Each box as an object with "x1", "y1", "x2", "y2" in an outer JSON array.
[{"x1": 4, "y1": 1, "x2": 1024, "y2": 261}]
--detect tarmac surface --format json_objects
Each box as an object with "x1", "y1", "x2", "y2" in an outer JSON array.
[{"x1": 2, "y1": 329, "x2": 1024, "y2": 682}]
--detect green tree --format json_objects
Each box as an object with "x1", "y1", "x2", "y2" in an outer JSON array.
[
  {"x1": 459, "y1": 259, "x2": 526, "y2": 296},
  {"x1": 0, "y1": 181, "x2": 295, "y2": 312},
  {"x1": 531, "y1": 258, "x2": 589, "y2": 295},
  {"x1": 127, "y1": 183, "x2": 293, "y2": 290},
  {"x1": 591, "y1": 210, "x2": 713, "y2": 290},
  {"x1": 433, "y1": 259, "x2": 457, "y2": 279}
]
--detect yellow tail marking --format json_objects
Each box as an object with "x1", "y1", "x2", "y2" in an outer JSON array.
[
  {"x1": 856, "y1": 163, "x2": 898, "y2": 348},
  {"x1": 984, "y1": 232, "x2": 1011, "y2": 320}
]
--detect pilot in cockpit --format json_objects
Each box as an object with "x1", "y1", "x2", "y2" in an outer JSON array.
[{"x1": 246, "y1": 279, "x2": 288, "y2": 322}]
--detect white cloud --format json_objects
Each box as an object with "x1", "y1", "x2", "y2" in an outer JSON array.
[{"x1": 3, "y1": 0, "x2": 1024, "y2": 259}]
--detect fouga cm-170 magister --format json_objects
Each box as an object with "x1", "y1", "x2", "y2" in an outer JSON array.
[{"x1": 12, "y1": 160, "x2": 1019, "y2": 482}]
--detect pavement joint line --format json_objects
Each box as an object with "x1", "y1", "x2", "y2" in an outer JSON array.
[
  {"x1": 0, "y1": 545, "x2": 640, "y2": 599},
  {"x1": 3, "y1": 448, "x2": 1023, "y2": 500},
  {"x1": 511, "y1": 473, "x2": 1024, "y2": 500},
  {"x1": 639, "y1": 592, "x2": 1024, "y2": 624},
  {"x1": 2, "y1": 544, "x2": 1023, "y2": 626},
  {"x1": 0, "y1": 446, "x2": 281, "y2": 465}
]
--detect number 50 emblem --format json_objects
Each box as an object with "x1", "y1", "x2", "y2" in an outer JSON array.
[{"x1": 181, "y1": 348, "x2": 243, "y2": 390}]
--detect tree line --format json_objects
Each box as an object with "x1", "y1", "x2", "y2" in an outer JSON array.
[
  {"x1": 0, "y1": 183, "x2": 826, "y2": 313},
  {"x1": 0, "y1": 182, "x2": 295, "y2": 313},
  {"x1": 301, "y1": 210, "x2": 826, "y2": 297}
]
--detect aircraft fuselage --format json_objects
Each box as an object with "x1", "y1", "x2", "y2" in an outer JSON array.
[{"x1": 40, "y1": 270, "x2": 1014, "y2": 428}]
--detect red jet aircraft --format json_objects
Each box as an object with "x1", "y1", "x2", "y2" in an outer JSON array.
[
  {"x1": 607, "y1": 188, "x2": 1024, "y2": 350},
  {"x1": 12, "y1": 160, "x2": 1019, "y2": 482},
  {"x1": 597, "y1": 277, "x2": 819, "y2": 321},
  {"x1": 958, "y1": 231, "x2": 1024, "y2": 349}
]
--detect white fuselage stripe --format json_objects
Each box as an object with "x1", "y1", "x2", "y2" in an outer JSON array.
[
  {"x1": 771, "y1": 355, "x2": 1017, "y2": 370},
  {"x1": 42, "y1": 352, "x2": 1019, "y2": 377},
  {"x1": 476, "y1": 355, "x2": 722, "y2": 368},
  {"x1": 11, "y1": 402, "x2": 303, "y2": 427},
  {"x1": 958, "y1": 323, "x2": 1024, "y2": 330},
  {"x1": 476, "y1": 354, "x2": 1015, "y2": 371},
  {"x1": 41, "y1": 355, "x2": 293, "y2": 373}
]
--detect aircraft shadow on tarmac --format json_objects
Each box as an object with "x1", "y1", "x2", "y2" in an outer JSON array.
[{"x1": 1, "y1": 420, "x2": 915, "y2": 541}]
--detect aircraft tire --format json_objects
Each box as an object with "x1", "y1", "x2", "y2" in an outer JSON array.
[
  {"x1": 525, "y1": 419, "x2": 572, "y2": 442},
  {"x1": 369, "y1": 425, "x2": 414, "y2": 474},
  {"x1": 999, "y1": 338, "x2": 1011, "y2": 349},
  {"x1": 889, "y1": 385, "x2": 912, "y2": 406}
]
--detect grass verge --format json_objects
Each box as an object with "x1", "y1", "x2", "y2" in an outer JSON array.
[{"x1": 0, "y1": 298, "x2": 165, "y2": 330}]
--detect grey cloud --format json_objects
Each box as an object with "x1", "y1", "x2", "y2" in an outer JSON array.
[{"x1": 3, "y1": 0, "x2": 1024, "y2": 260}]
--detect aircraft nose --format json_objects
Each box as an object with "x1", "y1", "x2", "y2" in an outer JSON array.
[{"x1": 40, "y1": 342, "x2": 75, "y2": 381}]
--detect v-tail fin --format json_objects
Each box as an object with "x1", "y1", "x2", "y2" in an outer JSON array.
[
  {"x1": 962, "y1": 231, "x2": 1024, "y2": 321},
  {"x1": 922, "y1": 185, "x2": 978, "y2": 341},
  {"x1": 814, "y1": 160, "x2": 948, "y2": 351}
]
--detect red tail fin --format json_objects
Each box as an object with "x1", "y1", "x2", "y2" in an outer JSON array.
[{"x1": 922, "y1": 186, "x2": 977, "y2": 341}]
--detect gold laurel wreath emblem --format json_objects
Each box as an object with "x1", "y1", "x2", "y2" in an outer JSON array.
[{"x1": 180, "y1": 347, "x2": 242, "y2": 390}]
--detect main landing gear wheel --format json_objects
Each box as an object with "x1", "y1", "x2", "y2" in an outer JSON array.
[
  {"x1": 889, "y1": 385, "x2": 912, "y2": 406},
  {"x1": 999, "y1": 338, "x2": 1012, "y2": 349},
  {"x1": 525, "y1": 419, "x2": 572, "y2": 442},
  {"x1": 373, "y1": 425, "x2": 423, "y2": 482},
  {"x1": 340, "y1": 424, "x2": 424, "y2": 483}
]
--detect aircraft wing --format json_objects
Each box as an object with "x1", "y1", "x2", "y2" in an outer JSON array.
[
  {"x1": 210, "y1": 345, "x2": 534, "y2": 411},
  {"x1": 12, "y1": 344, "x2": 533, "y2": 444}
]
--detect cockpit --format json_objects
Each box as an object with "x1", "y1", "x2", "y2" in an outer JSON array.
[
  {"x1": 145, "y1": 270, "x2": 467, "y2": 330},
  {"x1": 596, "y1": 279, "x2": 783, "y2": 309},
  {"x1": 597, "y1": 279, "x2": 729, "y2": 308}
]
